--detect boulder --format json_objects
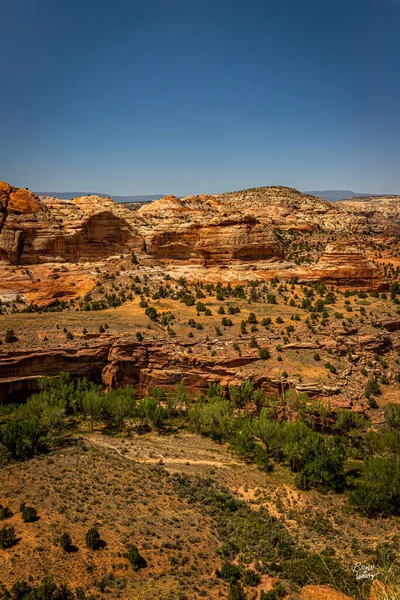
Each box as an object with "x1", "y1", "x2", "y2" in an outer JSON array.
[{"x1": 301, "y1": 585, "x2": 355, "y2": 600}]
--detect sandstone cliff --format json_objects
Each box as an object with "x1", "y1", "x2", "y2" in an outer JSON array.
[{"x1": 0, "y1": 182, "x2": 144, "y2": 265}]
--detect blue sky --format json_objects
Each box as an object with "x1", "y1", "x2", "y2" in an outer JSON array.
[{"x1": 1, "y1": 0, "x2": 399, "y2": 196}]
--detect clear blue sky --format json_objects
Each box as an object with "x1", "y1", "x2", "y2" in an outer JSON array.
[{"x1": 1, "y1": 0, "x2": 399, "y2": 196}]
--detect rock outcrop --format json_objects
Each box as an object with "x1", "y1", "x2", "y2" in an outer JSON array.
[
  {"x1": 304, "y1": 243, "x2": 386, "y2": 290},
  {"x1": 0, "y1": 182, "x2": 395, "y2": 306},
  {"x1": 144, "y1": 216, "x2": 283, "y2": 263},
  {"x1": 300, "y1": 586, "x2": 355, "y2": 600},
  {"x1": 0, "y1": 182, "x2": 144, "y2": 265}
]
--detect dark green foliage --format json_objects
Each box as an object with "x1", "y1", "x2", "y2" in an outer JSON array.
[
  {"x1": 218, "y1": 562, "x2": 241, "y2": 583},
  {"x1": 60, "y1": 532, "x2": 73, "y2": 552},
  {"x1": 281, "y1": 554, "x2": 357, "y2": 597},
  {"x1": 259, "y1": 584, "x2": 285, "y2": 600},
  {"x1": 349, "y1": 457, "x2": 400, "y2": 516},
  {"x1": 294, "y1": 435, "x2": 345, "y2": 493},
  {"x1": 365, "y1": 377, "x2": 380, "y2": 398},
  {"x1": 228, "y1": 583, "x2": 246, "y2": 600},
  {"x1": 22, "y1": 506, "x2": 37, "y2": 522},
  {"x1": 242, "y1": 569, "x2": 260, "y2": 586},
  {"x1": 172, "y1": 474, "x2": 296, "y2": 572},
  {"x1": 334, "y1": 409, "x2": 370, "y2": 434},
  {"x1": 384, "y1": 403, "x2": 400, "y2": 429},
  {"x1": 0, "y1": 506, "x2": 13, "y2": 520},
  {"x1": 127, "y1": 544, "x2": 147, "y2": 570},
  {"x1": 0, "y1": 525, "x2": 16, "y2": 549},
  {"x1": 229, "y1": 380, "x2": 255, "y2": 409},
  {"x1": 0, "y1": 420, "x2": 48, "y2": 459},
  {"x1": 85, "y1": 526, "x2": 102, "y2": 550},
  {"x1": 258, "y1": 348, "x2": 271, "y2": 360},
  {"x1": 5, "y1": 329, "x2": 17, "y2": 343},
  {"x1": 8, "y1": 578, "x2": 76, "y2": 599},
  {"x1": 145, "y1": 306, "x2": 158, "y2": 321}
]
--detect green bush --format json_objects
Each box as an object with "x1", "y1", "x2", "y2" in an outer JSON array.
[
  {"x1": 216, "y1": 562, "x2": 242, "y2": 583},
  {"x1": 127, "y1": 544, "x2": 147, "y2": 570},
  {"x1": 0, "y1": 525, "x2": 16, "y2": 549},
  {"x1": 281, "y1": 554, "x2": 357, "y2": 596},
  {"x1": 5, "y1": 329, "x2": 17, "y2": 343},
  {"x1": 0, "y1": 506, "x2": 12, "y2": 520},
  {"x1": 228, "y1": 583, "x2": 246, "y2": 600},
  {"x1": 0, "y1": 420, "x2": 49, "y2": 459},
  {"x1": 384, "y1": 403, "x2": 400, "y2": 429},
  {"x1": 349, "y1": 457, "x2": 400, "y2": 516},
  {"x1": 60, "y1": 532, "x2": 72, "y2": 552},
  {"x1": 85, "y1": 526, "x2": 102, "y2": 550},
  {"x1": 8, "y1": 577, "x2": 76, "y2": 599},
  {"x1": 294, "y1": 435, "x2": 345, "y2": 493},
  {"x1": 242, "y1": 569, "x2": 260, "y2": 586},
  {"x1": 22, "y1": 506, "x2": 37, "y2": 523},
  {"x1": 259, "y1": 584, "x2": 285, "y2": 599},
  {"x1": 365, "y1": 377, "x2": 380, "y2": 398}
]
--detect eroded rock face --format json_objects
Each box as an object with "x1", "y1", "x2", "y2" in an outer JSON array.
[
  {"x1": 0, "y1": 182, "x2": 395, "y2": 304},
  {"x1": 144, "y1": 217, "x2": 283, "y2": 263},
  {"x1": 304, "y1": 243, "x2": 386, "y2": 290},
  {"x1": 338, "y1": 196, "x2": 400, "y2": 235},
  {"x1": 0, "y1": 183, "x2": 144, "y2": 265}
]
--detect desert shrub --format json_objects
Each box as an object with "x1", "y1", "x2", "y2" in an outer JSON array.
[
  {"x1": 22, "y1": 506, "x2": 37, "y2": 523},
  {"x1": 249, "y1": 336, "x2": 258, "y2": 348},
  {"x1": 0, "y1": 420, "x2": 49, "y2": 460},
  {"x1": 229, "y1": 380, "x2": 255, "y2": 408},
  {"x1": 384, "y1": 403, "x2": 400, "y2": 430},
  {"x1": 228, "y1": 583, "x2": 246, "y2": 600},
  {"x1": 259, "y1": 348, "x2": 271, "y2": 360},
  {"x1": 5, "y1": 329, "x2": 17, "y2": 343},
  {"x1": 259, "y1": 584, "x2": 285, "y2": 599},
  {"x1": 294, "y1": 435, "x2": 345, "y2": 493},
  {"x1": 349, "y1": 457, "x2": 400, "y2": 516},
  {"x1": 365, "y1": 377, "x2": 380, "y2": 398},
  {"x1": 85, "y1": 526, "x2": 102, "y2": 550},
  {"x1": 0, "y1": 506, "x2": 13, "y2": 520},
  {"x1": 242, "y1": 569, "x2": 260, "y2": 586},
  {"x1": 107, "y1": 387, "x2": 136, "y2": 431},
  {"x1": 218, "y1": 562, "x2": 241, "y2": 583},
  {"x1": 9, "y1": 578, "x2": 76, "y2": 599},
  {"x1": 229, "y1": 416, "x2": 256, "y2": 460},
  {"x1": 0, "y1": 525, "x2": 16, "y2": 549},
  {"x1": 127, "y1": 544, "x2": 147, "y2": 570},
  {"x1": 145, "y1": 306, "x2": 158, "y2": 321},
  {"x1": 281, "y1": 553, "x2": 357, "y2": 597},
  {"x1": 200, "y1": 399, "x2": 233, "y2": 440},
  {"x1": 334, "y1": 409, "x2": 370, "y2": 434},
  {"x1": 173, "y1": 473, "x2": 296, "y2": 574},
  {"x1": 60, "y1": 532, "x2": 72, "y2": 552}
]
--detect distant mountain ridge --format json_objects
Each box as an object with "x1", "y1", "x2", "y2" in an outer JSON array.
[
  {"x1": 305, "y1": 190, "x2": 388, "y2": 202},
  {"x1": 36, "y1": 192, "x2": 165, "y2": 203}
]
